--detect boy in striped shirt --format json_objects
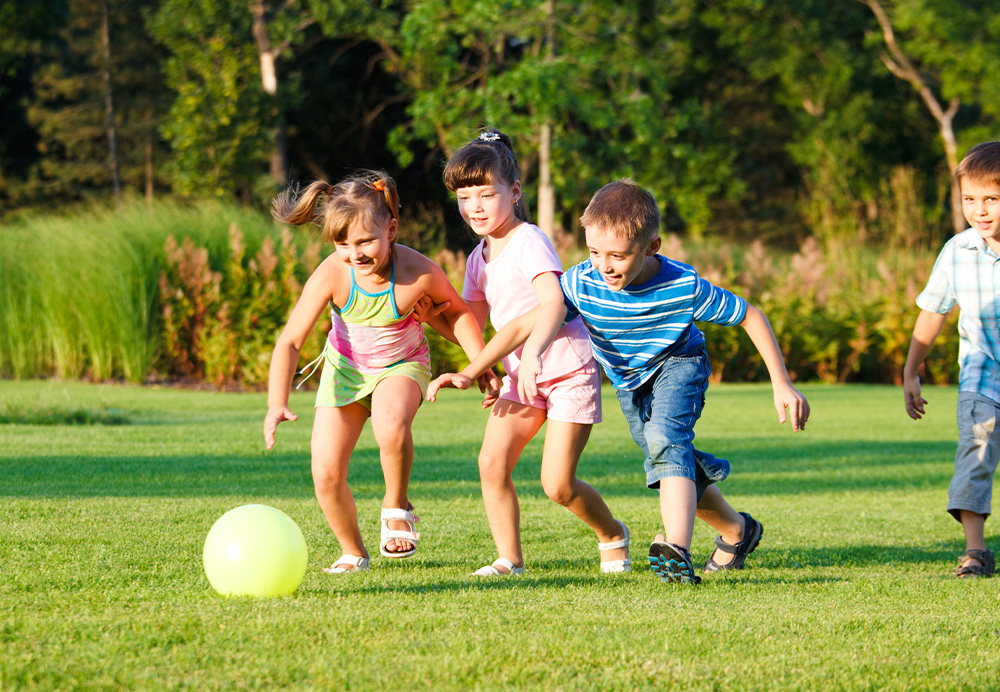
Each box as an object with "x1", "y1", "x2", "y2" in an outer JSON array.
[
  {"x1": 429, "y1": 179, "x2": 810, "y2": 584},
  {"x1": 904, "y1": 141, "x2": 1000, "y2": 578}
]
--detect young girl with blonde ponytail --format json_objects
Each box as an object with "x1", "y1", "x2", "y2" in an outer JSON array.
[{"x1": 264, "y1": 171, "x2": 494, "y2": 574}]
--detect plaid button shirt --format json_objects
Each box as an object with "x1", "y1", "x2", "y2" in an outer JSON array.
[{"x1": 917, "y1": 228, "x2": 1000, "y2": 404}]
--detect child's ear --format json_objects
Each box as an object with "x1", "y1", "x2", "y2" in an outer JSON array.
[
  {"x1": 646, "y1": 235, "x2": 662, "y2": 256},
  {"x1": 511, "y1": 180, "x2": 522, "y2": 202},
  {"x1": 387, "y1": 218, "x2": 398, "y2": 241}
]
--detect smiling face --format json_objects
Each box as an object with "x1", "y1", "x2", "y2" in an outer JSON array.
[
  {"x1": 961, "y1": 177, "x2": 1000, "y2": 251},
  {"x1": 584, "y1": 226, "x2": 661, "y2": 291},
  {"x1": 455, "y1": 180, "x2": 522, "y2": 240},
  {"x1": 334, "y1": 215, "x2": 397, "y2": 279}
]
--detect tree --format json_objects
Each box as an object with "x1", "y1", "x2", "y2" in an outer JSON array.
[
  {"x1": 860, "y1": 0, "x2": 1000, "y2": 233},
  {"x1": 17, "y1": 0, "x2": 170, "y2": 205},
  {"x1": 150, "y1": 0, "x2": 275, "y2": 199}
]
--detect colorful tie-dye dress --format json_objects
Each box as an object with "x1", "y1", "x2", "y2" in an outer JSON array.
[{"x1": 314, "y1": 265, "x2": 431, "y2": 409}]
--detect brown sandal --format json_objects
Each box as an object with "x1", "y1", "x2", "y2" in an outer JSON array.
[{"x1": 954, "y1": 549, "x2": 995, "y2": 578}]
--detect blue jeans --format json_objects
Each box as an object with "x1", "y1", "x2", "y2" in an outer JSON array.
[{"x1": 616, "y1": 350, "x2": 730, "y2": 500}]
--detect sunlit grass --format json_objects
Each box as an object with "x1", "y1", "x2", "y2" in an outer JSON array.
[{"x1": 2, "y1": 380, "x2": 998, "y2": 690}]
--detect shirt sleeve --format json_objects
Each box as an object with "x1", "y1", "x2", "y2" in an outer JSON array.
[
  {"x1": 559, "y1": 269, "x2": 581, "y2": 323},
  {"x1": 462, "y1": 243, "x2": 486, "y2": 303},
  {"x1": 915, "y1": 243, "x2": 957, "y2": 314},
  {"x1": 691, "y1": 274, "x2": 747, "y2": 326},
  {"x1": 515, "y1": 228, "x2": 564, "y2": 282}
]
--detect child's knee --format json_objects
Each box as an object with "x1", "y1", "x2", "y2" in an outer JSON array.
[
  {"x1": 311, "y1": 461, "x2": 348, "y2": 492},
  {"x1": 541, "y1": 476, "x2": 575, "y2": 506},
  {"x1": 478, "y1": 449, "x2": 512, "y2": 484}
]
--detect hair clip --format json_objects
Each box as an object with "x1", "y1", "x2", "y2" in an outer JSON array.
[
  {"x1": 478, "y1": 132, "x2": 501, "y2": 142},
  {"x1": 372, "y1": 179, "x2": 385, "y2": 191}
]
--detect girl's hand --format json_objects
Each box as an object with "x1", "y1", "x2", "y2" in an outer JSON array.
[
  {"x1": 516, "y1": 353, "x2": 543, "y2": 402},
  {"x1": 412, "y1": 294, "x2": 451, "y2": 323},
  {"x1": 264, "y1": 405, "x2": 299, "y2": 450},
  {"x1": 478, "y1": 370, "x2": 501, "y2": 409},
  {"x1": 772, "y1": 382, "x2": 809, "y2": 432},
  {"x1": 426, "y1": 372, "x2": 474, "y2": 402}
]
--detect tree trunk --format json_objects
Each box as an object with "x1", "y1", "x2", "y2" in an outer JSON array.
[
  {"x1": 101, "y1": 0, "x2": 121, "y2": 198},
  {"x1": 537, "y1": 122, "x2": 555, "y2": 243},
  {"x1": 251, "y1": 0, "x2": 288, "y2": 187},
  {"x1": 861, "y1": 0, "x2": 965, "y2": 233},
  {"x1": 536, "y1": 0, "x2": 557, "y2": 244},
  {"x1": 145, "y1": 131, "x2": 154, "y2": 202}
]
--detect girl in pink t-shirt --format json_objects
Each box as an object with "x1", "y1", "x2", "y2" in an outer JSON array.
[{"x1": 428, "y1": 130, "x2": 630, "y2": 576}]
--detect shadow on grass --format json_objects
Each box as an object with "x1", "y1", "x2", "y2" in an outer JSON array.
[{"x1": 0, "y1": 437, "x2": 957, "y2": 500}]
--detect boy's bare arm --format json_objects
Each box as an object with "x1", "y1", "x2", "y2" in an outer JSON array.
[
  {"x1": 903, "y1": 309, "x2": 948, "y2": 420},
  {"x1": 739, "y1": 304, "x2": 810, "y2": 431}
]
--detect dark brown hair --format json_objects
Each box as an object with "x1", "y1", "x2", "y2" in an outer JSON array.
[
  {"x1": 271, "y1": 170, "x2": 399, "y2": 244},
  {"x1": 443, "y1": 128, "x2": 529, "y2": 222},
  {"x1": 956, "y1": 141, "x2": 1000, "y2": 188},
  {"x1": 580, "y1": 178, "x2": 660, "y2": 243}
]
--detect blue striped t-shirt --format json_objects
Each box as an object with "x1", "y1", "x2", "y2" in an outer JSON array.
[
  {"x1": 916, "y1": 228, "x2": 1000, "y2": 404},
  {"x1": 560, "y1": 255, "x2": 748, "y2": 390}
]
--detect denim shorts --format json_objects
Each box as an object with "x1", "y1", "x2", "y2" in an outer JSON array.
[
  {"x1": 615, "y1": 349, "x2": 730, "y2": 499},
  {"x1": 948, "y1": 392, "x2": 1000, "y2": 520}
]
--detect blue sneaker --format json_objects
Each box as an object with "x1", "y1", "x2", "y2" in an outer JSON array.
[{"x1": 648, "y1": 541, "x2": 700, "y2": 584}]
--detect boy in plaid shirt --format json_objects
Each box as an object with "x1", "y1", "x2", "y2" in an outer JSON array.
[{"x1": 904, "y1": 141, "x2": 1000, "y2": 578}]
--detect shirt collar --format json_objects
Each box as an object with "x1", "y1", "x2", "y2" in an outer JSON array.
[{"x1": 956, "y1": 229, "x2": 1000, "y2": 259}]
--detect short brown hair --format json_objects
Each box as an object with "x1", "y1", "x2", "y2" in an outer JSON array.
[
  {"x1": 956, "y1": 141, "x2": 1000, "y2": 188},
  {"x1": 580, "y1": 179, "x2": 660, "y2": 242}
]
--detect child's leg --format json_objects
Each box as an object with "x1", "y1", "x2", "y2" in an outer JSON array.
[
  {"x1": 539, "y1": 421, "x2": 627, "y2": 562},
  {"x1": 695, "y1": 485, "x2": 746, "y2": 567},
  {"x1": 478, "y1": 400, "x2": 548, "y2": 571},
  {"x1": 369, "y1": 376, "x2": 423, "y2": 554},
  {"x1": 653, "y1": 477, "x2": 697, "y2": 549},
  {"x1": 311, "y1": 403, "x2": 370, "y2": 562},
  {"x1": 958, "y1": 511, "x2": 989, "y2": 570}
]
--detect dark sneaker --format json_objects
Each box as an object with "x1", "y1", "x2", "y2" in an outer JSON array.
[
  {"x1": 703, "y1": 512, "x2": 763, "y2": 573},
  {"x1": 648, "y1": 541, "x2": 700, "y2": 584}
]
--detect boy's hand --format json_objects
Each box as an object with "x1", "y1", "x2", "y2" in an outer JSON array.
[
  {"x1": 903, "y1": 376, "x2": 927, "y2": 420},
  {"x1": 264, "y1": 405, "x2": 298, "y2": 450},
  {"x1": 478, "y1": 370, "x2": 501, "y2": 409},
  {"x1": 773, "y1": 382, "x2": 809, "y2": 432},
  {"x1": 411, "y1": 294, "x2": 450, "y2": 323},
  {"x1": 426, "y1": 372, "x2": 473, "y2": 402}
]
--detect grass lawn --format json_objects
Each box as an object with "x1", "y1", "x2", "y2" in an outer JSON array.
[{"x1": 1, "y1": 380, "x2": 999, "y2": 691}]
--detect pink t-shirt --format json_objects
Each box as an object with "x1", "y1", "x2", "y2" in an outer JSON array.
[{"x1": 463, "y1": 222, "x2": 593, "y2": 381}]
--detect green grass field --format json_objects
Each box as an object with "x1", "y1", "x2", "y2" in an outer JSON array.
[{"x1": 2, "y1": 380, "x2": 999, "y2": 691}]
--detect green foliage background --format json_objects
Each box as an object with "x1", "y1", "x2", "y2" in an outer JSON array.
[{"x1": 0, "y1": 201, "x2": 959, "y2": 386}]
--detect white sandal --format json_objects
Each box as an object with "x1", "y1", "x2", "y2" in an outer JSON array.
[
  {"x1": 379, "y1": 507, "x2": 420, "y2": 558},
  {"x1": 322, "y1": 554, "x2": 370, "y2": 574},
  {"x1": 472, "y1": 557, "x2": 525, "y2": 577},
  {"x1": 598, "y1": 521, "x2": 631, "y2": 573}
]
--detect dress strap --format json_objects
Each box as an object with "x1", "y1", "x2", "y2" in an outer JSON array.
[{"x1": 294, "y1": 348, "x2": 327, "y2": 390}]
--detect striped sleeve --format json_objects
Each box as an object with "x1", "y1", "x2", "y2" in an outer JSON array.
[{"x1": 692, "y1": 275, "x2": 747, "y2": 326}]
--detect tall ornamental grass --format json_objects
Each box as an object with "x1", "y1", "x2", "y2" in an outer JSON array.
[
  {"x1": 0, "y1": 198, "x2": 294, "y2": 382},
  {"x1": 2, "y1": 199, "x2": 961, "y2": 386}
]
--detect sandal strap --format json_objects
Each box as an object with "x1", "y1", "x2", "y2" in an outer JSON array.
[
  {"x1": 381, "y1": 507, "x2": 418, "y2": 523},
  {"x1": 333, "y1": 554, "x2": 367, "y2": 568},
  {"x1": 713, "y1": 534, "x2": 738, "y2": 554},
  {"x1": 472, "y1": 557, "x2": 524, "y2": 576},
  {"x1": 598, "y1": 521, "x2": 630, "y2": 551},
  {"x1": 957, "y1": 548, "x2": 995, "y2": 574}
]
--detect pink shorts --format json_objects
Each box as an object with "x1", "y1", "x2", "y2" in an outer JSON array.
[{"x1": 498, "y1": 361, "x2": 603, "y2": 424}]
